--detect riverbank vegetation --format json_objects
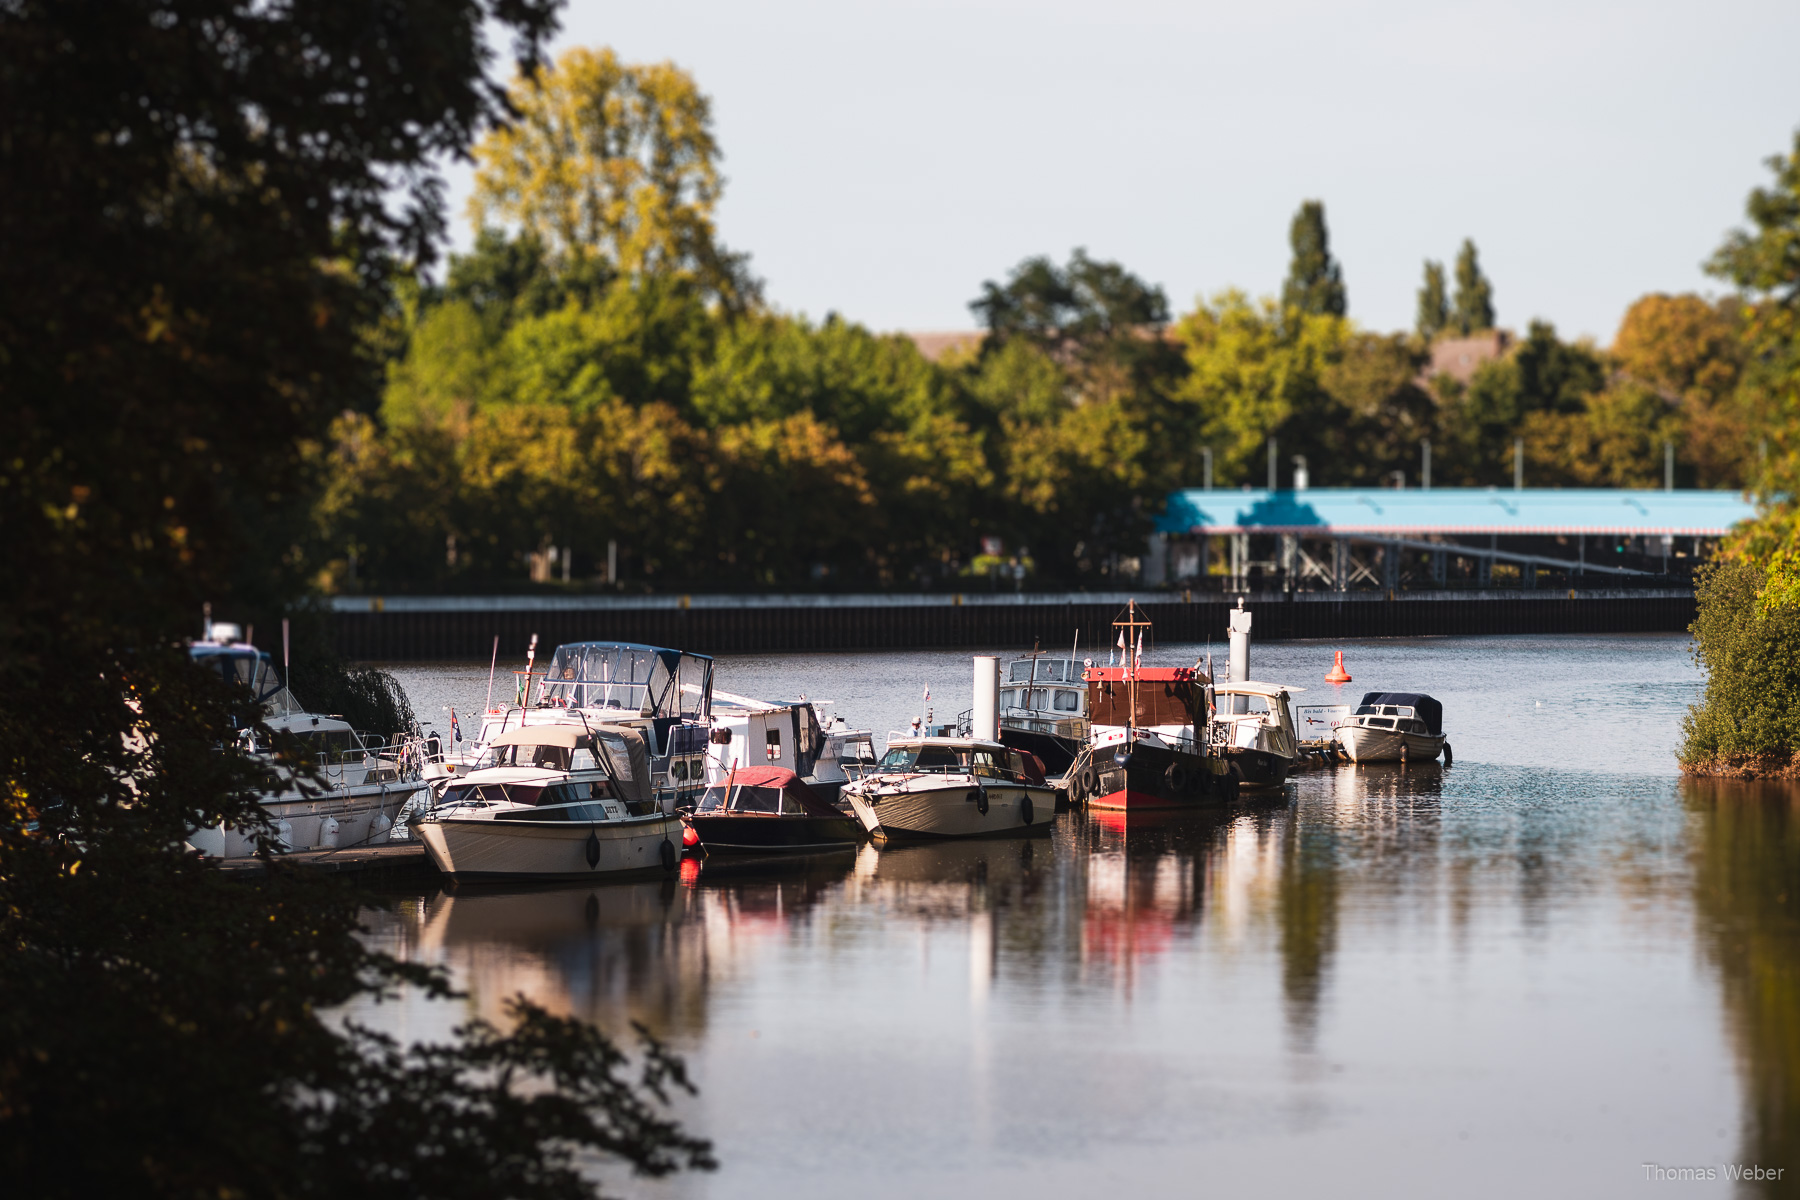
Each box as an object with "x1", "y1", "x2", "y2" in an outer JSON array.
[
  {"x1": 1680, "y1": 134, "x2": 1800, "y2": 776},
  {"x1": 310, "y1": 47, "x2": 1779, "y2": 592},
  {"x1": 0, "y1": 5, "x2": 715, "y2": 1197}
]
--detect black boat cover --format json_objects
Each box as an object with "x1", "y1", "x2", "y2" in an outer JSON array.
[{"x1": 1356, "y1": 692, "x2": 1443, "y2": 736}]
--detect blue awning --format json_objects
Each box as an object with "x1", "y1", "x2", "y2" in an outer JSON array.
[{"x1": 1156, "y1": 488, "x2": 1756, "y2": 537}]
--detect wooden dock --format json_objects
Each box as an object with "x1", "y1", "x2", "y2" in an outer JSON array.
[{"x1": 216, "y1": 841, "x2": 435, "y2": 881}]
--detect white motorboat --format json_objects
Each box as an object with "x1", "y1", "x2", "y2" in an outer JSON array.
[
  {"x1": 1208, "y1": 682, "x2": 1302, "y2": 790},
  {"x1": 424, "y1": 640, "x2": 715, "y2": 809},
  {"x1": 842, "y1": 735, "x2": 1056, "y2": 839},
  {"x1": 413, "y1": 723, "x2": 682, "y2": 882},
  {"x1": 185, "y1": 629, "x2": 429, "y2": 858},
  {"x1": 1336, "y1": 692, "x2": 1448, "y2": 763}
]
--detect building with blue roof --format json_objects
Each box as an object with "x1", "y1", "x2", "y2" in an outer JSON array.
[{"x1": 1147, "y1": 487, "x2": 1755, "y2": 589}]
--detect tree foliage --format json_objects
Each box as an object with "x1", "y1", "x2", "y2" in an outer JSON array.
[
  {"x1": 1280, "y1": 201, "x2": 1347, "y2": 318},
  {"x1": 0, "y1": 4, "x2": 716, "y2": 1196},
  {"x1": 1416, "y1": 260, "x2": 1449, "y2": 340},
  {"x1": 472, "y1": 46, "x2": 755, "y2": 308},
  {"x1": 1452, "y1": 238, "x2": 1496, "y2": 334}
]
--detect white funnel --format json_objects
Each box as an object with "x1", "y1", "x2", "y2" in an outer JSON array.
[
  {"x1": 972, "y1": 655, "x2": 1000, "y2": 741},
  {"x1": 1227, "y1": 599, "x2": 1252, "y2": 715}
]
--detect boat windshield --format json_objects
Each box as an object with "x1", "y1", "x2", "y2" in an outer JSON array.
[
  {"x1": 489, "y1": 743, "x2": 573, "y2": 771},
  {"x1": 877, "y1": 745, "x2": 977, "y2": 774},
  {"x1": 696, "y1": 784, "x2": 793, "y2": 814}
]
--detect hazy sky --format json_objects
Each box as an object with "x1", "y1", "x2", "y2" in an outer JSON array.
[{"x1": 444, "y1": 0, "x2": 1800, "y2": 344}]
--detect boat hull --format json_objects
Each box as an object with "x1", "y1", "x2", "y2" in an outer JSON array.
[
  {"x1": 688, "y1": 812, "x2": 862, "y2": 853},
  {"x1": 998, "y1": 727, "x2": 1082, "y2": 775},
  {"x1": 416, "y1": 814, "x2": 682, "y2": 881},
  {"x1": 188, "y1": 781, "x2": 430, "y2": 858},
  {"x1": 1220, "y1": 745, "x2": 1295, "y2": 790},
  {"x1": 1338, "y1": 726, "x2": 1445, "y2": 763},
  {"x1": 1082, "y1": 741, "x2": 1236, "y2": 809},
  {"x1": 846, "y1": 780, "x2": 1055, "y2": 839}
]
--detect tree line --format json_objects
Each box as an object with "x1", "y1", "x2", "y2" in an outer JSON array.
[{"x1": 318, "y1": 47, "x2": 1778, "y2": 591}]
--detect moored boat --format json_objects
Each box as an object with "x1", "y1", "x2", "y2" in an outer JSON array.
[
  {"x1": 185, "y1": 626, "x2": 429, "y2": 858},
  {"x1": 413, "y1": 723, "x2": 681, "y2": 882},
  {"x1": 685, "y1": 766, "x2": 862, "y2": 853},
  {"x1": 1208, "y1": 681, "x2": 1301, "y2": 790},
  {"x1": 1336, "y1": 692, "x2": 1448, "y2": 763},
  {"x1": 841, "y1": 736, "x2": 1056, "y2": 839}
]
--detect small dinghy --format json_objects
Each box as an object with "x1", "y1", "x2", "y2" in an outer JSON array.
[
  {"x1": 684, "y1": 766, "x2": 862, "y2": 854},
  {"x1": 1336, "y1": 692, "x2": 1449, "y2": 764}
]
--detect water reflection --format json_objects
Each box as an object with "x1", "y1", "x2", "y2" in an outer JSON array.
[{"x1": 1685, "y1": 777, "x2": 1800, "y2": 1191}]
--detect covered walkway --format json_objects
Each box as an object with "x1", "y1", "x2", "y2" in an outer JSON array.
[{"x1": 1149, "y1": 488, "x2": 1756, "y2": 589}]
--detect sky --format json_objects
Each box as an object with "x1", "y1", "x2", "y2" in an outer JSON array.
[{"x1": 442, "y1": 0, "x2": 1800, "y2": 345}]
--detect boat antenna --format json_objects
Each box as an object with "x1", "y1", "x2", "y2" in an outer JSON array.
[
  {"x1": 282, "y1": 617, "x2": 292, "y2": 716},
  {"x1": 484, "y1": 634, "x2": 499, "y2": 712},
  {"x1": 1071, "y1": 627, "x2": 1079, "y2": 669},
  {"x1": 202, "y1": 600, "x2": 211, "y2": 641}
]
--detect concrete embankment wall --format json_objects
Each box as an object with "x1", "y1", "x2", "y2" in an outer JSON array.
[{"x1": 331, "y1": 588, "x2": 1696, "y2": 661}]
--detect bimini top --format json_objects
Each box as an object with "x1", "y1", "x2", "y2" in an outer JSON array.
[
  {"x1": 488, "y1": 725, "x2": 588, "y2": 749},
  {"x1": 705, "y1": 766, "x2": 842, "y2": 818},
  {"x1": 1357, "y1": 691, "x2": 1443, "y2": 736},
  {"x1": 537, "y1": 641, "x2": 713, "y2": 721},
  {"x1": 1216, "y1": 681, "x2": 1305, "y2": 698}
]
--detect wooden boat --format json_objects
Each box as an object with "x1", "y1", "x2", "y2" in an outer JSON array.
[
  {"x1": 1067, "y1": 601, "x2": 1238, "y2": 809},
  {"x1": 1336, "y1": 692, "x2": 1448, "y2": 763},
  {"x1": 413, "y1": 724, "x2": 681, "y2": 882},
  {"x1": 842, "y1": 737, "x2": 1056, "y2": 839},
  {"x1": 684, "y1": 766, "x2": 862, "y2": 853}
]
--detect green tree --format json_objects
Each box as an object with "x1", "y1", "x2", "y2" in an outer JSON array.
[
  {"x1": 1416, "y1": 260, "x2": 1449, "y2": 339},
  {"x1": 472, "y1": 46, "x2": 756, "y2": 309},
  {"x1": 1452, "y1": 238, "x2": 1496, "y2": 334},
  {"x1": 0, "y1": 3, "x2": 717, "y2": 1195},
  {"x1": 1172, "y1": 291, "x2": 1351, "y2": 485},
  {"x1": 1281, "y1": 200, "x2": 1348, "y2": 318}
]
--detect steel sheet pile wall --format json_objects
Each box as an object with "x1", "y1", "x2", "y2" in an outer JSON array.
[{"x1": 332, "y1": 590, "x2": 1697, "y2": 661}]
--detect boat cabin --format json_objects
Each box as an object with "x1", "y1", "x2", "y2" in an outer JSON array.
[
  {"x1": 441, "y1": 724, "x2": 659, "y2": 816},
  {"x1": 693, "y1": 766, "x2": 842, "y2": 817},
  {"x1": 874, "y1": 738, "x2": 1048, "y2": 785},
  {"x1": 1349, "y1": 692, "x2": 1443, "y2": 737},
  {"x1": 1210, "y1": 682, "x2": 1301, "y2": 756},
  {"x1": 1082, "y1": 666, "x2": 1207, "y2": 730}
]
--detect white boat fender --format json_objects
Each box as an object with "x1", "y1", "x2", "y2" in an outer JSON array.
[
  {"x1": 1020, "y1": 795, "x2": 1034, "y2": 826},
  {"x1": 319, "y1": 816, "x2": 340, "y2": 849},
  {"x1": 968, "y1": 787, "x2": 988, "y2": 816},
  {"x1": 274, "y1": 817, "x2": 294, "y2": 852},
  {"x1": 585, "y1": 831, "x2": 601, "y2": 869},
  {"x1": 370, "y1": 811, "x2": 393, "y2": 842},
  {"x1": 660, "y1": 839, "x2": 676, "y2": 872}
]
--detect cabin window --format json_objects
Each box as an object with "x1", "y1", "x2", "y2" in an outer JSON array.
[
  {"x1": 697, "y1": 786, "x2": 728, "y2": 812},
  {"x1": 973, "y1": 750, "x2": 1004, "y2": 779},
  {"x1": 670, "y1": 759, "x2": 687, "y2": 781},
  {"x1": 733, "y1": 786, "x2": 781, "y2": 813},
  {"x1": 1010, "y1": 663, "x2": 1032, "y2": 682},
  {"x1": 779, "y1": 790, "x2": 805, "y2": 815},
  {"x1": 765, "y1": 727, "x2": 782, "y2": 761},
  {"x1": 1054, "y1": 690, "x2": 1079, "y2": 712},
  {"x1": 915, "y1": 747, "x2": 969, "y2": 774},
  {"x1": 1001, "y1": 689, "x2": 1018, "y2": 709},
  {"x1": 571, "y1": 748, "x2": 597, "y2": 771},
  {"x1": 877, "y1": 746, "x2": 917, "y2": 771},
  {"x1": 596, "y1": 733, "x2": 636, "y2": 782}
]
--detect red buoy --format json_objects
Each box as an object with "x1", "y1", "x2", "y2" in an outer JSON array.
[
  {"x1": 681, "y1": 823, "x2": 701, "y2": 849},
  {"x1": 1325, "y1": 650, "x2": 1352, "y2": 684}
]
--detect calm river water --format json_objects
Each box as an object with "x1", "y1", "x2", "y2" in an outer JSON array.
[{"x1": 350, "y1": 634, "x2": 1800, "y2": 1198}]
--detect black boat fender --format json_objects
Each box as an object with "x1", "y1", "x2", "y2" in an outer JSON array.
[
  {"x1": 1443, "y1": 742, "x2": 1453, "y2": 766},
  {"x1": 660, "y1": 838, "x2": 677, "y2": 871},
  {"x1": 1078, "y1": 762, "x2": 1099, "y2": 798},
  {"x1": 585, "y1": 830, "x2": 601, "y2": 869},
  {"x1": 970, "y1": 787, "x2": 989, "y2": 815},
  {"x1": 1020, "y1": 794, "x2": 1034, "y2": 826},
  {"x1": 1165, "y1": 762, "x2": 1189, "y2": 794}
]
